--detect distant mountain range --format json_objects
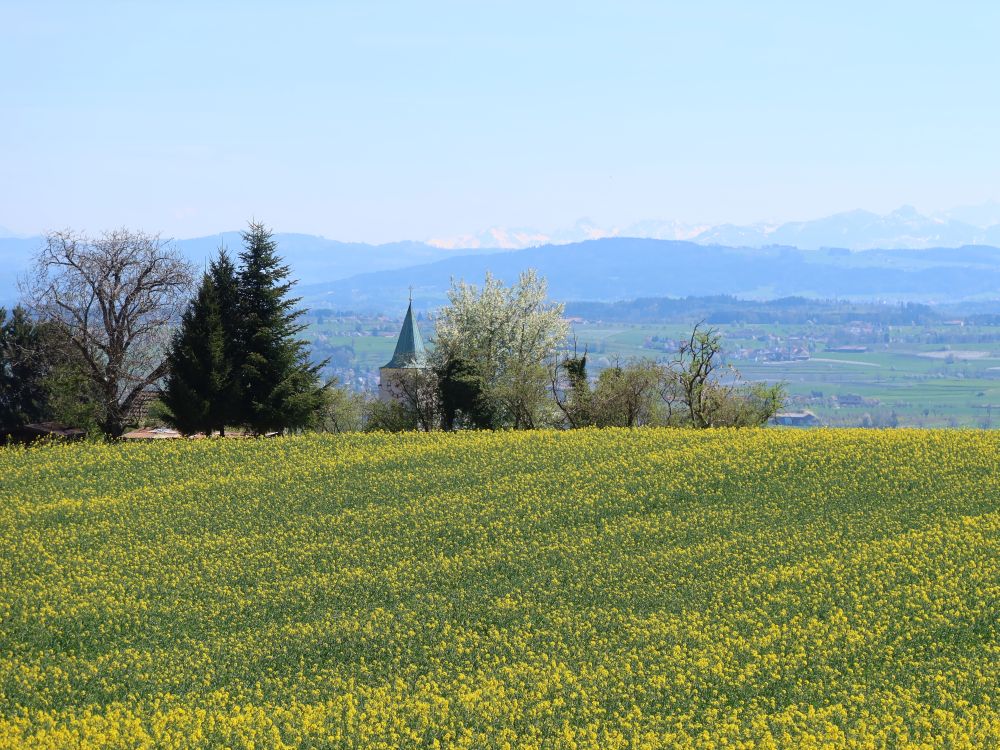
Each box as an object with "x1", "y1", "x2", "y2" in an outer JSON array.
[
  {"x1": 428, "y1": 203, "x2": 1000, "y2": 251},
  {"x1": 4, "y1": 204, "x2": 1000, "y2": 309},
  {"x1": 299, "y1": 240, "x2": 1000, "y2": 310}
]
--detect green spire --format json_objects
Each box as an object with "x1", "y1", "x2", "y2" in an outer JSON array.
[{"x1": 383, "y1": 299, "x2": 427, "y2": 369}]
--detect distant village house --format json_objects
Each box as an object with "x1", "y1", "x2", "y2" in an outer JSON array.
[{"x1": 770, "y1": 411, "x2": 821, "y2": 427}]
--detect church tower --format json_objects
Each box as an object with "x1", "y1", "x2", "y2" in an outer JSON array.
[{"x1": 379, "y1": 294, "x2": 428, "y2": 402}]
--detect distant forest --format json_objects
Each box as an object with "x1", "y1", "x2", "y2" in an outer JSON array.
[{"x1": 563, "y1": 296, "x2": 1000, "y2": 326}]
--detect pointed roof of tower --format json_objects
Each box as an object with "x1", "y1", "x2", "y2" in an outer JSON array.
[{"x1": 382, "y1": 299, "x2": 427, "y2": 369}]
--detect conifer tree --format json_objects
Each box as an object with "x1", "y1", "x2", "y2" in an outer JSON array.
[
  {"x1": 208, "y1": 248, "x2": 242, "y2": 433},
  {"x1": 0, "y1": 306, "x2": 49, "y2": 432},
  {"x1": 237, "y1": 221, "x2": 325, "y2": 434},
  {"x1": 161, "y1": 273, "x2": 229, "y2": 435}
]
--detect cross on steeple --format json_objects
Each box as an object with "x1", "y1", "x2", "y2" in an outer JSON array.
[{"x1": 408, "y1": 285, "x2": 413, "y2": 302}]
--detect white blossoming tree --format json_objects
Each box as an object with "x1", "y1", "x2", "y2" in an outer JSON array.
[{"x1": 433, "y1": 269, "x2": 568, "y2": 429}]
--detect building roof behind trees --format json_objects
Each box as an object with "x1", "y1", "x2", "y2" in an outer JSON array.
[{"x1": 382, "y1": 299, "x2": 427, "y2": 369}]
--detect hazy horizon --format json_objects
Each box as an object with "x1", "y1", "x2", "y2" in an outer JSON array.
[{"x1": 6, "y1": 201, "x2": 1000, "y2": 251}]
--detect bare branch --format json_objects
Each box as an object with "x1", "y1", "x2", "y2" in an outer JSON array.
[{"x1": 20, "y1": 228, "x2": 194, "y2": 436}]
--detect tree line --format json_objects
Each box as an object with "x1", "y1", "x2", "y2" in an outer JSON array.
[
  {"x1": 1, "y1": 223, "x2": 783, "y2": 442},
  {"x1": 564, "y1": 296, "x2": 944, "y2": 326},
  {"x1": 2, "y1": 223, "x2": 324, "y2": 440},
  {"x1": 365, "y1": 270, "x2": 784, "y2": 433}
]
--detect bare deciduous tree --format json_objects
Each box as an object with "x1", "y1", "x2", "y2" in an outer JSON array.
[
  {"x1": 674, "y1": 322, "x2": 784, "y2": 428},
  {"x1": 391, "y1": 367, "x2": 440, "y2": 432},
  {"x1": 21, "y1": 229, "x2": 194, "y2": 437},
  {"x1": 675, "y1": 322, "x2": 729, "y2": 428},
  {"x1": 550, "y1": 339, "x2": 590, "y2": 429}
]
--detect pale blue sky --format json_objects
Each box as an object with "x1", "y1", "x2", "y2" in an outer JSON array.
[{"x1": 2, "y1": 1, "x2": 998, "y2": 242}]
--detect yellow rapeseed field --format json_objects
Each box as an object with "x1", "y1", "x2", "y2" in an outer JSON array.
[{"x1": 0, "y1": 429, "x2": 997, "y2": 749}]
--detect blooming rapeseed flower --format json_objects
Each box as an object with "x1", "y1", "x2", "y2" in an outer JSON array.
[{"x1": 0, "y1": 429, "x2": 997, "y2": 747}]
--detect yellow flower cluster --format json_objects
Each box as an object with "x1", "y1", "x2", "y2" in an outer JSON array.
[{"x1": 0, "y1": 429, "x2": 997, "y2": 748}]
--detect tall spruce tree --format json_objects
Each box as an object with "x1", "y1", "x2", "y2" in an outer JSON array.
[
  {"x1": 161, "y1": 273, "x2": 229, "y2": 435},
  {"x1": 208, "y1": 248, "x2": 242, "y2": 433},
  {"x1": 237, "y1": 221, "x2": 325, "y2": 434}
]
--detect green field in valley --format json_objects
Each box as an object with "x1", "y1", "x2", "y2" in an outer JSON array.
[
  {"x1": 558, "y1": 323, "x2": 1000, "y2": 428},
  {"x1": 1, "y1": 429, "x2": 997, "y2": 747}
]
